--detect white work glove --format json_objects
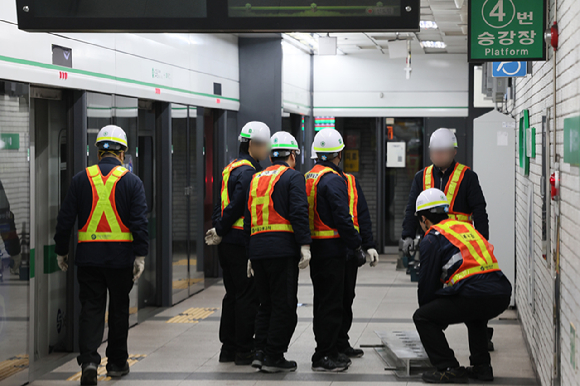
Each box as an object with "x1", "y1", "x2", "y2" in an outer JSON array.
[
  {"x1": 402, "y1": 237, "x2": 415, "y2": 255},
  {"x1": 366, "y1": 248, "x2": 379, "y2": 267},
  {"x1": 57, "y1": 255, "x2": 69, "y2": 272},
  {"x1": 298, "y1": 245, "x2": 311, "y2": 269},
  {"x1": 133, "y1": 256, "x2": 145, "y2": 282},
  {"x1": 247, "y1": 260, "x2": 254, "y2": 278},
  {"x1": 205, "y1": 228, "x2": 223, "y2": 246}
]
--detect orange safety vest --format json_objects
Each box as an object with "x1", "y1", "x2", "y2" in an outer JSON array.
[
  {"x1": 78, "y1": 165, "x2": 134, "y2": 243},
  {"x1": 247, "y1": 164, "x2": 294, "y2": 235},
  {"x1": 305, "y1": 164, "x2": 344, "y2": 239},
  {"x1": 423, "y1": 163, "x2": 472, "y2": 223},
  {"x1": 221, "y1": 159, "x2": 255, "y2": 230},
  {"x1": 432, "y1": 219, "x2": 500, "y2": 287},
  {"x1": 344, "y1": 173, "x2": 360, "y2": 233}
]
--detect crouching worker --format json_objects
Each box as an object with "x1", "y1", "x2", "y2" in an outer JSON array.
[
  {"x1": 244, "y1": 131, "x2": 311, "y2": 373},
  {"x1": 412, "y1": 188, "x2": 512, "y2": 384}
]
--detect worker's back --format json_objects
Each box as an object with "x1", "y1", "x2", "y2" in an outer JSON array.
[{"x1": 54, "y1": 156, "x2": 149, "y2": 268}]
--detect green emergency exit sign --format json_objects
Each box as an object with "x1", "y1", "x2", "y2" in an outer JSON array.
[{"x1": 469, "y1": 0, "x2": 546, "y2": 62}]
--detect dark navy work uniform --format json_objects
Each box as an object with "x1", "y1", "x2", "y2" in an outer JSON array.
[
  {"x1": 338, "y1": 176, "x2": 376, "y2": 353},
  {"x1": 243, "y1": 161, "x2": 311, "y2": 359},
  {"x1": 54, "y1": 157, "x2": 148, "y2": 367},
  {"x1": 402, "y1": 161, "x2": 489, "y2": 240},
  {"x1": 413, "y1": 228, "x2": 511, "y2": 370},
  {"x1": 212, "y1": 152, "x2": 262, "y2": 355},
  {"x1": 309, "y1": 160, "x2": 362, "y2": 362}
]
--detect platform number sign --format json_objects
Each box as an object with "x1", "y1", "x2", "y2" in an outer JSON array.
[{"x1": 469, "y1": 0, "x2": 546, "y2": 62}]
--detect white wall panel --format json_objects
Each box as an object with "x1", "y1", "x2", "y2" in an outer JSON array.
[
  {"x1": 0, "y1": 3, "x2": 240, "y2": 110},
  {"x1": 313, "y1": 52, "x2": 468, "y2": 117},
  {"x1": 282, "y1": 41, "x2": 311, "y2": 115}
]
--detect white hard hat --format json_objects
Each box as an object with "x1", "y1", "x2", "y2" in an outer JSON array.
[
  {"x1": 96, "y1": 125, "x2": 128, "y2": 150},
  {"x1": 270, "y1": 131, "x2": 300, "y2": 156},
  {"x1": 415, "y1": 188, "x2": 450, "y2": 215},
  {"x1": 312, "y1": 129, "x2": 344, "y2": 160},
  {"x1": 239, "y1": 121, "x2": 271, "y2": 143},
  {"x1": 310, "y1": 142, "x2": 318, "y2": 159},
  {"x1": 429, "y1": 128, "x2": 458, "y2": 150}
]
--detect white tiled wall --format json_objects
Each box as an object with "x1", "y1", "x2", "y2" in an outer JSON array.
[{"x1": 513, "y1": 0, "x2": 580, "y2": 384}]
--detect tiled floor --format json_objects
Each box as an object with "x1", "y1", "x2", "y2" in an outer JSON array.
[{"x1": 30, "y1": 255, "x2": 538, "y2": 386}]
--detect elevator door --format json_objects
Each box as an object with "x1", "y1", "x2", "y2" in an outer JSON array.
[{"x1": 31, "y1": 91, "x2": 72, "y2": 362}]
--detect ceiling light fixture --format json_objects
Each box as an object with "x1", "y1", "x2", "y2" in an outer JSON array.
[
  {"x1": 419, "y1": 21, "x2": 438, "y2": 29},
  {"x1": 420, "y1": 40, "x2": 447, "y2": 49}
]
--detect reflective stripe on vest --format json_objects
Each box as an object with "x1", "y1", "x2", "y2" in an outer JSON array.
[
  {"x1": 423, "y1": 163, "x2": 472, "y2": 223},
  {"x1": 78, "y1": 165, "x2": 134, "y2": 242},
  {"x1": 248, "y1": 164, "x2": 294, "y2": 235},
  {"x1": 344, "y1": 173, "x2": 360, "y2": 233},
  {"x1": 305, "y1": 164, "x2": 342, "y2": 239},
  {"x1": 432, "y1": 219, "x2": 500, "y2": 286},
  {"x1": 221, "y1": 159, "x2": 255, "y2": 230}
]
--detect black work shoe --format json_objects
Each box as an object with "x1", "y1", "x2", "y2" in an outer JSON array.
[
  {"x1": 80, "y1": 363, "x2": 98, "y2": 386},
  {"x1": 467, "y1": 364, "x2": 494, "y2": 381},
  {"x1": 487, "y1": 327, "x2": 495, "y2": 352},
  {"x1": 336, "y1": 353, "x2": 352, "y2": 367},
  {"x1": 235, "y1": 351, "x2": 254, "y2": 366},
  {"x1": 261, "y1": 356, "x2": 297, "y2": 373},
  {"x1": 341, "y1": 347, "x2": 364, "y2": 358},
  {"x1": 422, "y1": 367, "x2": 468, "y2": 383},
  {"x1": 252, "y1": 350, "x2": 265, "y2": 369},
  {"x1": 106, "y1": 362, "x2": 130, "y2": 377},
  {"x1": 311, "y1": 356, "x2": 348, "y2": 372},
  {"x1": 219, "y1": 350, "x2": 236, "y2": 363}
]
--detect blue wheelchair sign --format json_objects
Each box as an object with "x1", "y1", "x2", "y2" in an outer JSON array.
[{"x1": 492, "y1": 62, "x2": 528, "y2": 78}]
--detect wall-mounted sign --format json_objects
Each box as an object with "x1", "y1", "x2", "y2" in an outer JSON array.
[
  {"x1": 386, "y1": 142, "x2": 406, "y2": 168},
  {"x1": 492, "y1": 61, "x2": 527, "y2": 77},
  {"x1": 469, "y1": 0, "x2": 546, "y2": 62},
  {"x1": 344, "y1": 150, "x2": 359, "y2": 172}
]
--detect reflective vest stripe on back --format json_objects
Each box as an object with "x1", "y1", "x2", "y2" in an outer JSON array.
[
  {"x1": 423, "y1": 163, "x2": 472, "y2": 223},
  {"x1": 344, "y1": 173, "x2": 360, "y2": 233},
  {"x1": 305, "y1": 165, "x2": 342, "y2": 239},
  {"x1": 432, "y1": 219, "x2": 500, "y2": 286},
  {"x1": 248, "y1": 164, "x2": 294, "y2": 235},
  {"x1": 221, "y1": 159, "x2": 255, "y2": 230},
  {"x1": 78, "y1": 165, "x2": 134, "y2": 242}
]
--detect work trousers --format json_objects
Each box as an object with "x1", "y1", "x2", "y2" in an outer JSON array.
[
  {"x1": 413, "y1": 295, "x2": 511, "y2": 370},
  {"x1": 77, "y1": 265, "x2": 134, "y2": 367},
  {"x1": 218, "y1": 242, "x2": 258, "y2": 353},
  {"x1": 310, "y1": 254, "x2": 345, "y2": 362},
  {"x1": 337, "y1": 257, "x2": 358, "y2": 352},
  {"x1": 253, "y1": 256, "x2": 299, "y2": 358}
]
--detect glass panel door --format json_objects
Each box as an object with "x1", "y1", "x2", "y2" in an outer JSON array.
[
  {"x1": 0, "y1": 81, "x2": 30, "y2": 384},
  {"x1": 171, "y1": 105, "x2": 202, "y2": 304}
]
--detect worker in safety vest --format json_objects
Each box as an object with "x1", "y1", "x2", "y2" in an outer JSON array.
[
  {"x1": 305, "y1": 128, "x2": 365, "y2": 372},
  {"x1": 402, "y1": 128, "x2": 495, "y2": 351},
  {"x1": 412, "y1": 189, "x2": 511, "y2": 384},
  {"x1": 205, "y1": 121, "x2": 271, "y2": 365},
  {"x1": 311, "y1": 144, "x2": 379, "y2": 360},
  {"x1": 54, "y1": 125, "x2": 149, "y2": 386},
  {"x1": 243, "y1": 131, "x2": 311, "y2": 373}
]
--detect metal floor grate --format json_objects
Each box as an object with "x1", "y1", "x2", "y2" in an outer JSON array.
[{"x1": 374, "y1": 330, "x2": 434, "y2": 378}]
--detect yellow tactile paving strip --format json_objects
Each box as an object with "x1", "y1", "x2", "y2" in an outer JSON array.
[
  {"x1": 67, "y1": 354, "x2": 146, "y2": 382},
  {"x1": 166, "y1": 307, "x2": 217, "y2": 324},
  {"x1": 173, "y1": 259, "x2": 197, "y2": 266},
  {"x1": 0, "y1": 354, "x2": 28, "y2": 382},
  {"x1": 172, "y1": 277, "x2": 203, "y2": 290}
]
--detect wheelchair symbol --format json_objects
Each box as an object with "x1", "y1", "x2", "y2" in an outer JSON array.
[{"x1": 496, "y1": 62, "x2": 522, "y2": 76}]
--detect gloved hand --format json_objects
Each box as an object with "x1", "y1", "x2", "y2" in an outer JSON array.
[
  {"x1": 133, "y1": 256, "x2": 145, "y2": 282},
  {"x1": 354, "y1": 247, "x2": 367, "y2": 267},
  {"x1": 204, "y1": 228, "x2": 222, "y2": 246},
  {"x1": 247, "y1": 260, "x2": 254, "y2": 278},
  {"x1": 402, "y1": 237, "x2": 415, "y2": 255},
  {"x1": 298, "y1": 245, "x2": 311, "y2": 269},
  {"x1": 367, "y1": 248, "x2": 379, "y2": 267},
  {"x1": 57, "y1": 255, "x2": 68, "y2": 272}
]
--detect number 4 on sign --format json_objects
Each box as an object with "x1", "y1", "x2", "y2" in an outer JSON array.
[{"x1": 490, "y1": 0, "x2": 506, "y2": 22}]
